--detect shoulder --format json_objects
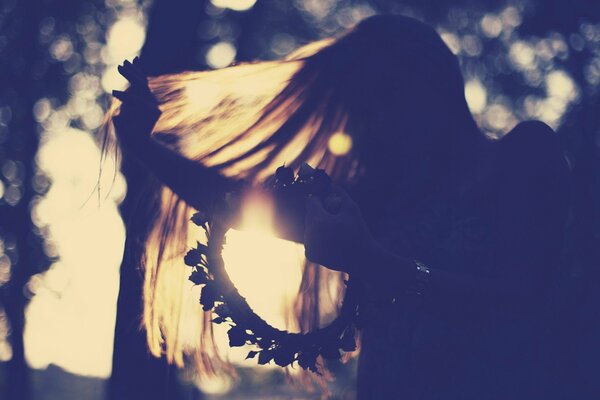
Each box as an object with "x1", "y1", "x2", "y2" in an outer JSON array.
[
  {"x1": 498, "y1": 120, "x2": 567, "y2": 172},
  {"x1": 500, "y1": 120, "x2": 560, "y2": 157}
]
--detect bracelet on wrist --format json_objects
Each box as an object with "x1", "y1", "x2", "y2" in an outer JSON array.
[{"x1": 413, "y1": 260, "x2": 431, "y2": 296}]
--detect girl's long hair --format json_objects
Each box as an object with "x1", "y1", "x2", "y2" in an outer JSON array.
[
  {"x1": 101, "y1": 14, "x2": 477, "y2": 389},
  {"x1": 101, "y1": 35, "x2": 357, "y2": 383}
]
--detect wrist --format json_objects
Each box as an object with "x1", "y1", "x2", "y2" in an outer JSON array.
[
  {"x1": 353, "y1": 238, "x2": 386, "y2": 277},
  {"x1": 360, "y1": 242, "x2": 416, "y2": 291},
  {"x1": 119, "y1": 133, "x2": 152, "y2": 156}
]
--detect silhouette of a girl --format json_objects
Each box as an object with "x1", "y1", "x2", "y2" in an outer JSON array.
[{"x1": 112, "y1": 15, "x2": 570, "y2": 399}]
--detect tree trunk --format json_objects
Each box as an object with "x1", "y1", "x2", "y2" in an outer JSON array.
[
  {"x1": 108, "y1": 1, "x2": 206, "y2": 399},
  {"x1": 0, "y1": 1, "x2": 47, "y2": 399}
]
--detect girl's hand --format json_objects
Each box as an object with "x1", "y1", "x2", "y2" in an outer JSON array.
[
  {"x1": 304, "y1": 187, "x2": 379, "y2": 275},
  {"x1": 112, "y1": 58, "x2": 161, "y2": 147}
]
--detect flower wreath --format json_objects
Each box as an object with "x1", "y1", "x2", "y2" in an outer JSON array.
[{"x1": 183, "y1": 165, "x2": 359, "y2": 373}]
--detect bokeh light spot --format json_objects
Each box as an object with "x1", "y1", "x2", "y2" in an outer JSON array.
[
  {"x1": 105, "y1": 17, "x2": 145, "y2": 63},
  {"x1": 206, "y1": 42, "x2": 237, "y2": 68},
  {"x1": 210, "y1": 0, "x2": 256, "y2": 11},
  {"x1": 462, "y1": 35, "x2": 482, "y2": 57},
  {"x1": 33, "y1": 98, "x2": 52, "y2": 122},
  {"x1": 0, "y1": 308, "x2": 12, "y2": 361},
  {"x1": 271, "y1": 33, "x2": 297, "y2": 56},
  {"x1": 546, "y1": 70, "x2": 577, "y2": 100},
  {"x1": 480, "y1": 14, "x2": 503, "y2": 38},
  {"x1": 465, "y1": 79, "x2": 488, "y2": 113},
  {"x1": 0, "y1": 254, "x2": 11, "y2": 285},
  {"x1": 328, "y1": 132, "x2": 353, "y2": 156},
  {"x1": 50, "y1": 35, "x2": 74, "y2": 62},
  {"x1": 509, "y1": 40, "x2": 536, "y2": 70},
  {"x1": 484, "y1": 103, "x2": 512, "y2": 131},
  {"x1": 440, "y1": 31, "x2": 461, "y2": 55}
]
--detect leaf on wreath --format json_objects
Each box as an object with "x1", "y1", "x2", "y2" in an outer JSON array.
[
  {"x1": 275, "y1": 165, "x2": 294, "y2": 185},
  {"x1": 246, "y1": 335, "x2": 258, "y2": 345},
  {"x1": 320, "y1": 346, "x2": 341, "y2": 360},
  {"x1": 256, "y1": 337, "x2": 273, "y2": 350},
  {"x1": 212, "y1": 316, "x2": 227, "y2": 324},
  {"x1": 298, "y1": 163, "x2": 315, "y2": 180},
  {"x1": 213, "y1": 304, "x2": 231, "y2": 318},
  {"x1": 257, "y1": 350, "x2": 274, "y2": 365},
  {"x1": 196, "y1": 242, "x2": 208, "y2": 253},
  {"x1": 245, "y1": 351, "x2": 258, "y2": 360},
  {"x1": 227, "y1": 326, "x2": 248, "y2": 347},
  {"x1": 273, "y1": 347, "x2": 297, "y2": 367},
  {"x1": 297, "y1": 349, "x2": 318, "y2": 371},
  {"x1": 200, "y1": 284, "x2": 219, "y2": 311},
  {"x1": 189, "y1": 269, "x2": 209, "y2": 285},
  {"x1": 191, "y1": 212, "x2": 209, "y2": 227},
  {"x1": 184, "y1": 248, "x2": 204, "y2": 266}
]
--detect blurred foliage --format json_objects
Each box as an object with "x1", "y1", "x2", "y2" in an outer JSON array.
[{"x1": 0, "y1": 0, "x2": 598, "y2": 398}]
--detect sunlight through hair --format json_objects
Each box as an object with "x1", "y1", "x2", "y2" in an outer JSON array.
[
  {"x1": 101, "y1": 13, "x2": 484, "y2": 394},
  {"x1": 101, "y1": 34, "x2": 360, "y2": 391}
]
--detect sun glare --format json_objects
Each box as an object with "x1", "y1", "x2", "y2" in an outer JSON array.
[
  {"x1": 214, "y1": 192, "x2": 305, "y2": 366},
  {"x1": 223, "y1": 191, "x2": 303, "y2": 331},
  {"x1": 186, "y1": 192, "x2": 305, "y2": 393}
]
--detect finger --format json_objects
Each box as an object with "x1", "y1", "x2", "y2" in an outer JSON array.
[
  {"x1": 119, "y1": 65, "x2": 155, "y2": 104},
  {"x1": 113, "y1": 90, "x2": 145, "y2": 105},
  {"x1": 120, "y1": 63, "x2": 146, "y2": 86},
  {"x1": 112, "y1": 114, "x2": 130, "y2": 131},
  {"x1": 305, "y1": 195, "x2": 328, "y2": 220},
  {"x1": 112, "y1": 90, "x2": 128, "y2": 102},
  {"x1": 130, "y1": 58, "x2": 148, "y2": 78},
  {"x1": 125, "y1": 59, "x2": 148, "y2": 82},
  {"x1": 118, "y1": 63, "x2": 147, "y2": 87},
  {"x1": 323, "y1": 193, "x2": 343, "y2": 214},
  {"x1": 112, "y1": 90, "x2": 155, "y2": 108},
  {"x1": 132, "y1": 56, "x2": 146, "y2": 73},
  {"x1": 330, "y1": 185, "x2": 352, "y2": 201},
  {"x1": 328, "y1": 185, "x2": 358, "y2": 213}
]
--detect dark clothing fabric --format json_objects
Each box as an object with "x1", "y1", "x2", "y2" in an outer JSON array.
[{"x1": 356, "y1": 121, "x2": 571, "y2": 399}]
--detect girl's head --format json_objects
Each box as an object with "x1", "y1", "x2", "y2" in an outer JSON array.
[
  {"x1": 295, "y1": 14, "x2": 480, "y2": 215},
  {"x1": 103, "y1": 14, "x2": 479, "y2": 388}
]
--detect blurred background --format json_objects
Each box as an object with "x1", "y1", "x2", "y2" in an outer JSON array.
[{"x1": 0, "y1": 0, "x2": 599, "y2": 399}]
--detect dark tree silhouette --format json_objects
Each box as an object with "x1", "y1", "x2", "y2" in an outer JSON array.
[
  {"x1": 0, "y1": 1, "x2": 51, "y2": 399},
  {"x1": 108, "y1": 1, "x2": 207, "y2": 399}
]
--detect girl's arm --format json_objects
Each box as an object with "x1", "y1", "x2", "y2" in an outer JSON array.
[
  {"x1": 369, "y1": 123, "x2": 570, "y2": 307},
  {"x1": 305, "y1": 122, "x2": 570, "y2": 311},
  {"x1": 121, "y1": 136, "x2": 241, "y2": 211},
  {"x1": 112, "y1": 59, "x2": 242, "y2": 211}
]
